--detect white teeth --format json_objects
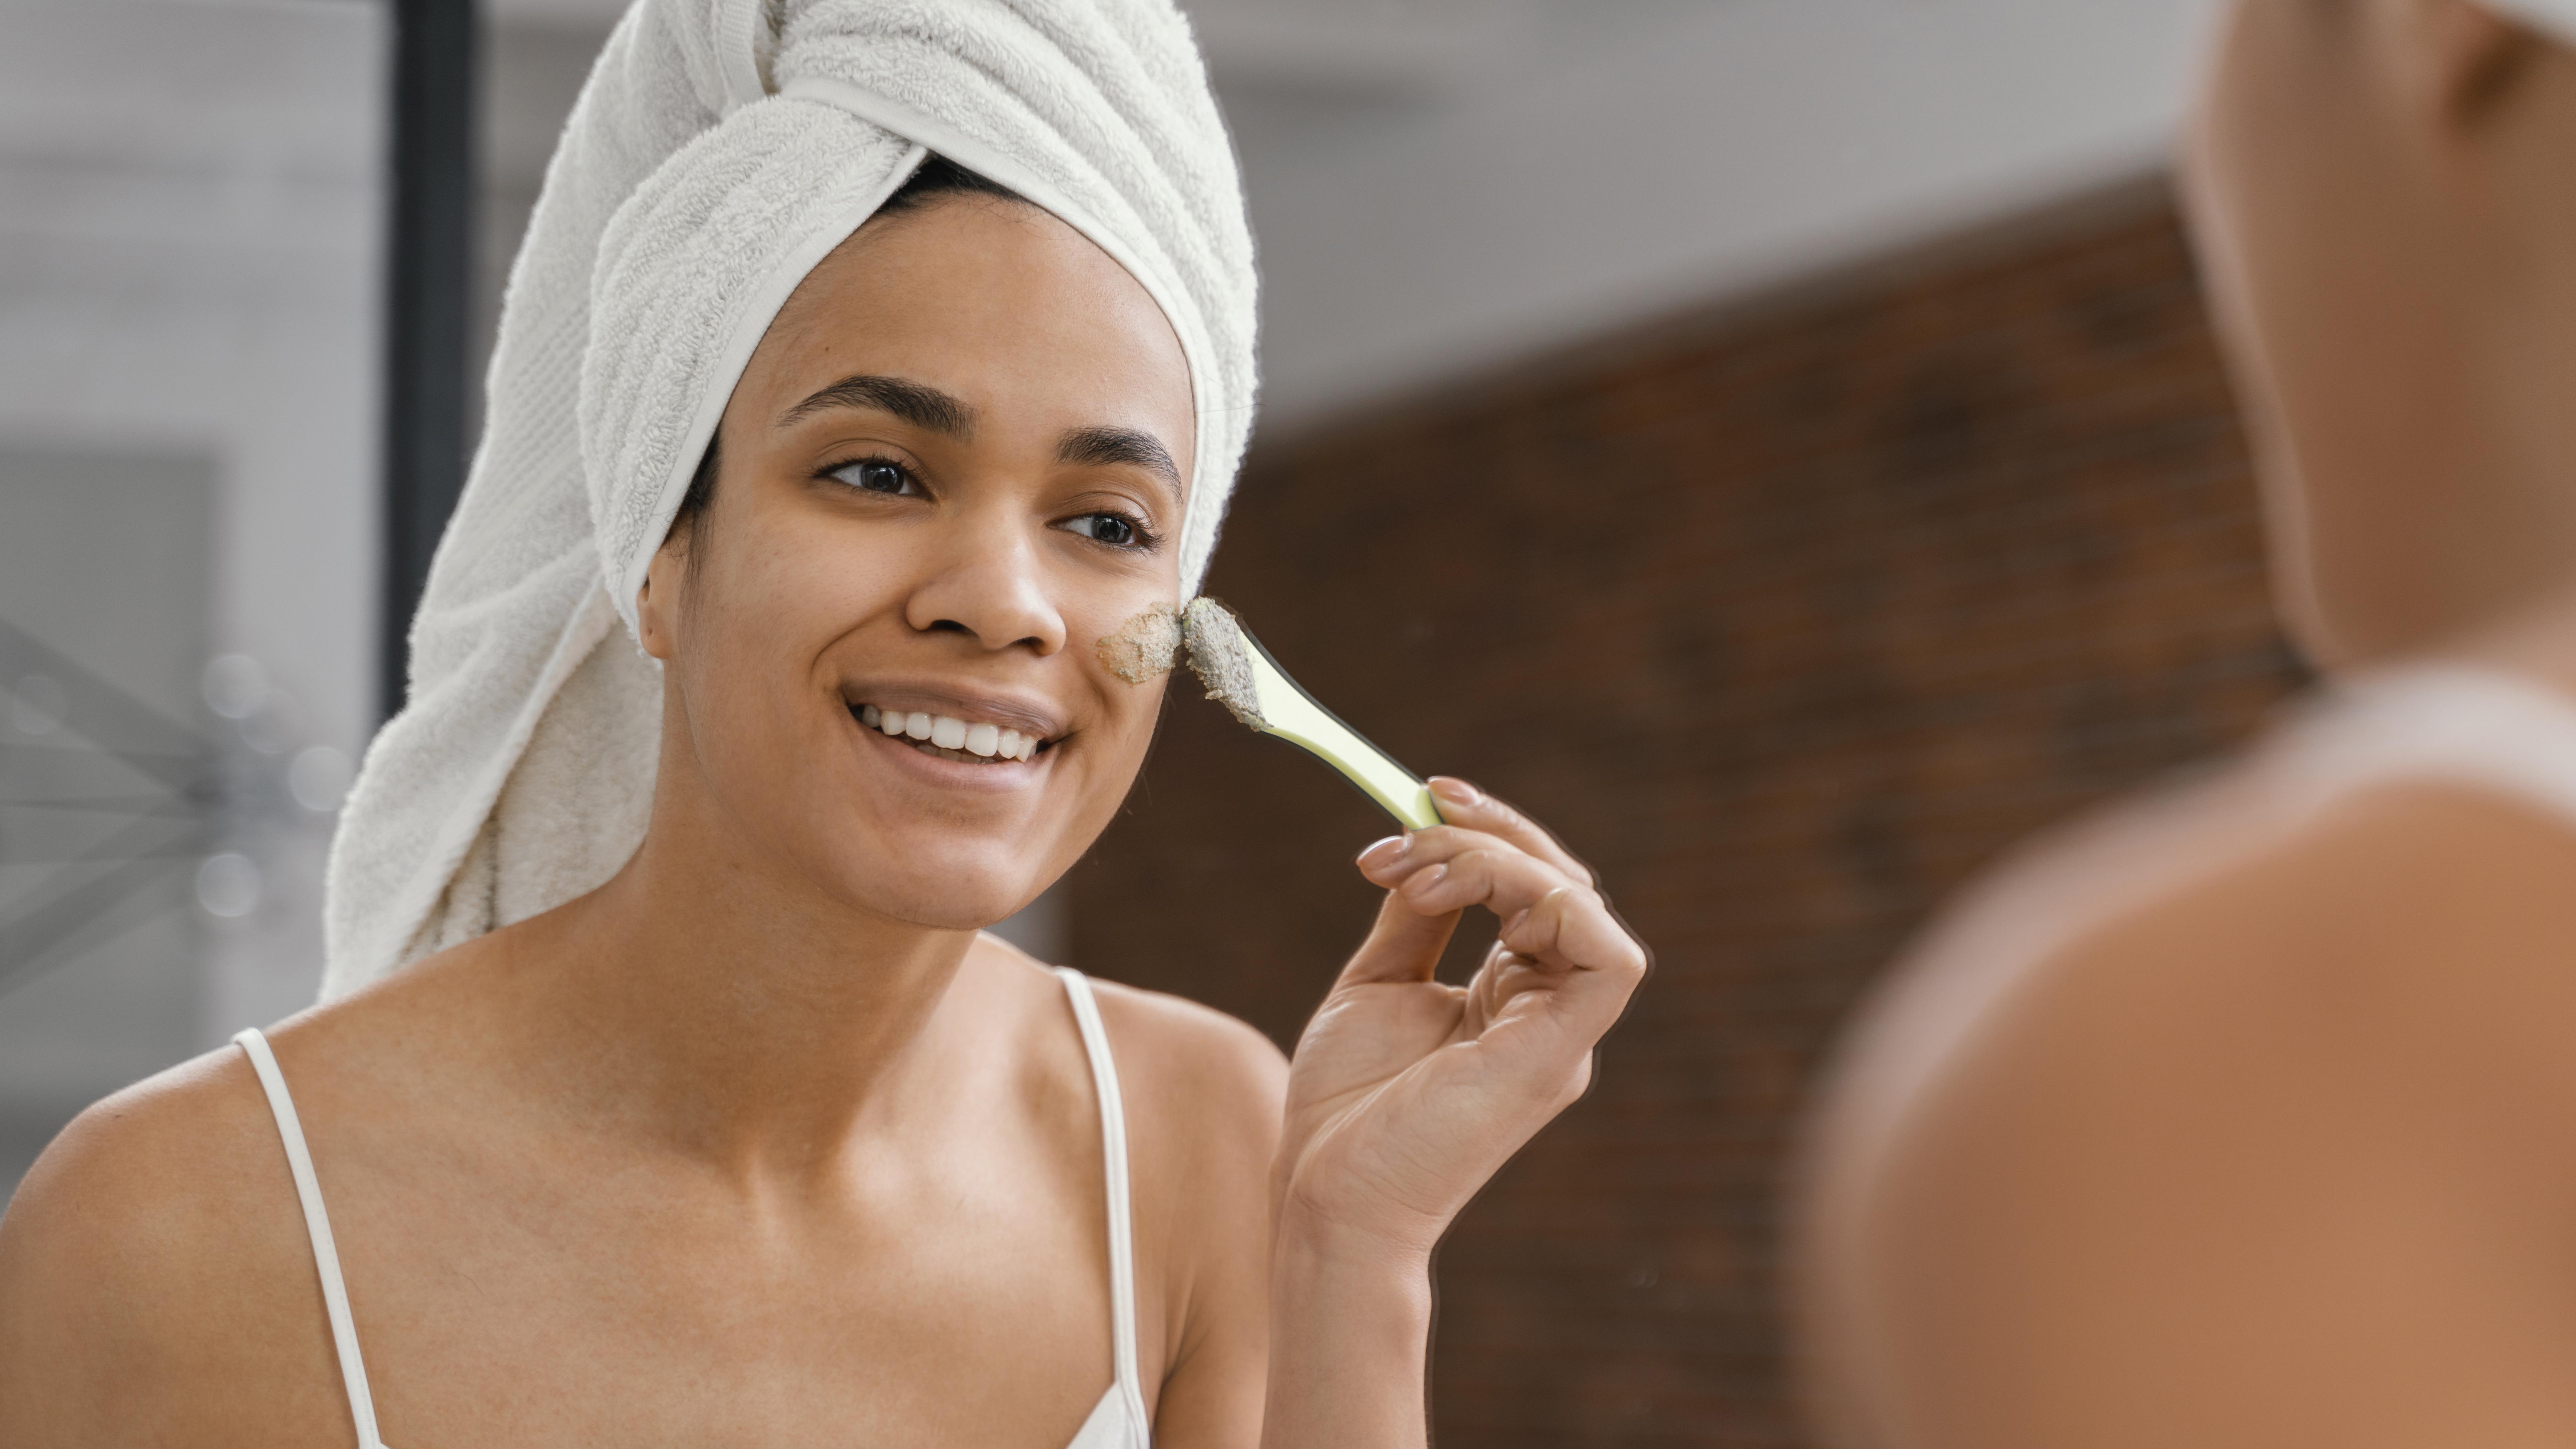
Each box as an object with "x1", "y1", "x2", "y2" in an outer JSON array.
[{"x1": 864, "y1": 705, "x2": 1046, "y2": 761}]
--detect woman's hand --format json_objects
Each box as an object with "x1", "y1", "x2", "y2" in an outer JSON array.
[{"x1": 1273, "y1": 776, "x2": 1650, "y2": 1260}]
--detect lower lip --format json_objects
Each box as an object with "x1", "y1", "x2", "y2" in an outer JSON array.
[{"x1": 852, "y1": 712, "x2": 1049, "y2": 790}]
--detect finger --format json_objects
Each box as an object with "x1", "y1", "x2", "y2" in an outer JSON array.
[
  {"x1": 1356, "y1": 824, "x2": 1554, "y2": 894},
  {"x1": 1425, "y1": 778, "x2": 1598, "y2": 891},
  {"x1": 1478, "y1": 892, "x2": 1649, "y2": 1059},
  {"x1": 1460, "y1": 940, "x2": 1623, "y2": 1111},
  {"x1": 1393, "y1": 841, "x2": 1588, "y2": 936},
  {"x1": 1380, "y1": 829, "x2": 1644, "y2": 985},
  {"x1": 1500, "y1": 885, "x2": 1650, "y2": 987},
  {"x1": 1333, "y1": 889, "x2": 1464, "y2": 988}
]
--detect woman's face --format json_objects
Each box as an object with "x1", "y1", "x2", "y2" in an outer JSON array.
[{"x1": 639, "y1": 193, "x2": 1195, "y2": 931}]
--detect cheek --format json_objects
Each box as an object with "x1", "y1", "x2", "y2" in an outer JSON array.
[
  {"x1": 678, "y1": 522, "x2": 890, "y2": 737},
  {"x1": 2180, "y1": 143, "x2": 2281, "y2": 436},
  {"x1": 1067, "y1": 673, "x2": 1170, "y2": 834},
  {"x1": 1108, "y1": 672, "x2": 1171, "y2": 745},
  {"x1": 2180, "y1": 15, "x2": 2338, "y2": 434},
  {"x1": 720, "y1": 513, "x2": 908, "y2": 643},
  {"x1": 2184, "y1": 33, "x2": 2277, "y2": 309}
]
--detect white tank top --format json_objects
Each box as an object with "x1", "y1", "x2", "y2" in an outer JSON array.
[
  {"x1": 2263, "y1": 665, "x2": 2576, "y2": 819},
  {"x1": 233, "y1": 966, "x2": 1151, "y2": 1449}
]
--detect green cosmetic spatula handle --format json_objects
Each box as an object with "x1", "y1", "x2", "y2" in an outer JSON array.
[{"x1": 1239, "y1": 636, "x2": 1443, "y2": 831}]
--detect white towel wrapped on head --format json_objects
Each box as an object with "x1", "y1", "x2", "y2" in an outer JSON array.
[{"x1": 322, "y1": 0, "x2": 1257, "y2": 1001}]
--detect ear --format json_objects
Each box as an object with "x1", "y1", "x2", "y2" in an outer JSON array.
[
  {"x1": 2404, "y1": 0, "x2": 2545, "y2": 122},
  {"x1": 635, "y1": 530, "x2": 691, "y2": 662}
]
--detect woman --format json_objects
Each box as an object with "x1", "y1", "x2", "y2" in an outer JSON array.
[
  {"x1": 1799, "y1": 1, "x2": 2576, "y2": 1444},
  {"x1": 0, "y1": 3, "x2": 1646, "y2": 1445}
]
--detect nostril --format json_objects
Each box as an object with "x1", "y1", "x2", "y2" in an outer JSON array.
[{"x1": 926, "y1": 619, "x2": 969, "y2": 634}]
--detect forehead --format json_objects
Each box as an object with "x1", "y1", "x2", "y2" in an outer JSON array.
[{"x1": 741, "y1": 199, "x2": 1196, "y2": 467}]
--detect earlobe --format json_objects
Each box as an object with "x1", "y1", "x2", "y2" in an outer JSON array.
[{"x1": 637, "y1": 549, "x2": 678, "y2": 662}]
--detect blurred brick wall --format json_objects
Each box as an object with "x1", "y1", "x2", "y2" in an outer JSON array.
[{"x1": 1070, "y1": 180, "x2": 2307, "y2": 1446}]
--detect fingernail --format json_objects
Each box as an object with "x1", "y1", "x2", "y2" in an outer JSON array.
[
  {"x1": 1430, "y1": 777, "x2": 1481, "y2": 807},
  {"x1": 1402, "y1": 863, "x2": 1449, "y2": 895},
  {"x1": 1357, "y1": 835, "x2": 1409, "y2": 870}
]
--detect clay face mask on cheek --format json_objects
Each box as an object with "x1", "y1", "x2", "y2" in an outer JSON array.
[{"x1": 1096, "y1": 602, "x2": 1183, "y2": 683}]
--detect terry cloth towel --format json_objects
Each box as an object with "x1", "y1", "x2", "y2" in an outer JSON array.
[{"x1": 321, "y1": 0, "x2": 1257, "y2": 999}]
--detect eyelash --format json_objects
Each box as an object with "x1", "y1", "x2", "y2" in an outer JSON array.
[
  {"x1": 825, "y1": 454, "x2": 925, "y2": 498},
  {"x1": 820, "y1": 454, "x2": 1164, "y2": 553},
  {"x1": 1067, "y1": 508, "x2": 1164, "y2": 553}
]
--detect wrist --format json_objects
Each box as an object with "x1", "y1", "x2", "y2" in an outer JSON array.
[
  {"x1": 1274, "y1": 1198, "x2": 1439, "y2": 1281},
  {"x1": 1264, "y1": 1203, "x2": 1436, "y2": 1449}
]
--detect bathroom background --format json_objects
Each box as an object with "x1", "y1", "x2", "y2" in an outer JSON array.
[{"x1": 0, "y1": 1, "x2": 2271, "y2": 1443}]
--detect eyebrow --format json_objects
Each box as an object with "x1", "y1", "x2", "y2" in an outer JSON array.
[
  {"x1": 1058, "y1": 424, "x2": 1183, "y2": 495},
  {"x1": 777, "y1": 373, "x2": 977, "y2": 436}
]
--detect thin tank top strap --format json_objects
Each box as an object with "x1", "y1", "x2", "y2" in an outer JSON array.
[
  {"x1": 234, "y1": 1028, "x2": 388, "y2": 1449},
  {"x1": 1053, "y1": 968, "x2": 1151, "y2": 1436},
  {"x1": 2273, "y1": 664, "x2": 2576, "y2": 826}
]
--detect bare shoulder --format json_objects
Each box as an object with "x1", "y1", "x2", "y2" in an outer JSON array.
[
  {"x1": 966, "y1": 929, "x2": 1288, "y2": 1138},
  {"x1": 1081, "y1": 973, "x2": 1290, "y2": 1132},
  {"x1": 1, "y1": 1043, "x2": 283, "y2": 1303},
  {"x1": 0, "y1": 1041, "x2": 336, "y2": 1444},
  {"x1": 1062, "y1": 969, "x2": 1285, "y2": 1438},
  {"x1": 1854, "y1": 777, "x2": 2576, "y2": 1163},
  {"x1": 1805, "y1": 780, "x2": 2576, "y2": 1446}
]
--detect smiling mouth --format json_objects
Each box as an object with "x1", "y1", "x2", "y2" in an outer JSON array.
[{"x1": 855, "y1": 703, "x2": 1053, "y2": 764}]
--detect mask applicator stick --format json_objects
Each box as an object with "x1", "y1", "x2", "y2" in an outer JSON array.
[{"x1": 1177, "y1": 598, "x2": 1443, "y2": 830}]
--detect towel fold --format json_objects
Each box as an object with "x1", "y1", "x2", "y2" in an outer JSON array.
[{"x1": 322, "y1": 0, "x2": 1256, "y2": 1000}]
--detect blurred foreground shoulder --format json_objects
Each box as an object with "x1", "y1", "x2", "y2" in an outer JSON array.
[
  {"x1": 0, "y1": 1045, "x2": 327, "y2": 1445},
  {"x1": 1808, "y1": 781, "x2": 2576, "y2": 1448}
]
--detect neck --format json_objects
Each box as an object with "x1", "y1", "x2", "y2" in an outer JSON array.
[
  {"x1": 2296, "y1": 55, "x2": 2576, "y2": 675},
  {"x1": 505, "y1": 777, "x2": 980, "y2": 1181},
  {"x1": 2437, "y1": 578, "x2": 2576, "y2": 696}
]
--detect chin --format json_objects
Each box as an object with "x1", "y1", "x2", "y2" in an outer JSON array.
[
  {"x1": 820, "y1": 830, "x2": 1054, "y2": 934},
  {"x1": 880, "y1": 886, "x2": 1043, "y2": 935}
]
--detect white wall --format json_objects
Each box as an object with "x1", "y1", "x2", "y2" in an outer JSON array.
[
  {"x1": 0, "y1": 449, "x2": 214, "y2": 1189},
  {"x1": 0, "y1": 0, "x2": 382, "y2": 1076},
  {"x1": 480, "y1": 0, "x2": 2224, "y2": 430},
  {"x1": 1234, "y1": 0, "x2": 2225, "y2": 429}
]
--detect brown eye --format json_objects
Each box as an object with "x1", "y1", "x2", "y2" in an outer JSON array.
[
  {"x1": 830, "y1": 458, "x2": 918, "y2": 495},
  {"x1": 1069, "y1": 513, "x2": 1138, "y2": 547},
  {"x1": 1053, "y1": 508, "x2": 1161, "y2": 552}
]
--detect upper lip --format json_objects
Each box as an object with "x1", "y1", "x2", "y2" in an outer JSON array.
[{"x1": 839, "y1": 682, "x2": 1069, "y2": 743}]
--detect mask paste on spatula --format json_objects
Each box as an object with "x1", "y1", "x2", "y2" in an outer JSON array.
[{"x1": 1176, "y1": 597, "x2": 1441, "y2": 830}]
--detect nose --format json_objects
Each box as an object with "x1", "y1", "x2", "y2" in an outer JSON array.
[{"x1": 903, "y1": 507, "x2": 1066, "y2": 656}]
